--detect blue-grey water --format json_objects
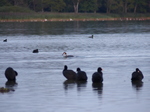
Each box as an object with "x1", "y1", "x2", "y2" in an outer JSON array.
[{"x1": 0, "y1": 21, "x2": 150, "y2": 112}]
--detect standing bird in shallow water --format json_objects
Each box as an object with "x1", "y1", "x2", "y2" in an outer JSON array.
[
  {"x1": 63, "y1": 65, "x2": 76, "y2": 80},
  {"x1": 5, "y1": 67, "x2": 18, "y2": 81},
  {"x1": 76, "y1": 68, "x2": 88, "y2": 81},
  {"x1": 131, "y1": 68, "x2": 144, "y2": 81},
  {"x1": 92, "y1": 67, "x2": 103, "y2": 83},
  {"x1": 62, "y1": 52, "x2": 74, "y2": 58}
]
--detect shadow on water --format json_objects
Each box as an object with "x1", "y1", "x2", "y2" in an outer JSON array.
[
  {"x1": 131, "y1": 81, "x2": 143, "y2": 91},
  {"x1": 92, "y1": 82, "x2": 103, "y2": 98},
  {"x1": 5, "y1": 80, "x2": 18, "y2": 91}
]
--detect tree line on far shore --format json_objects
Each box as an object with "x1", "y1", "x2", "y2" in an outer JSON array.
[{"x1": 0, "y1": 0, "x2": 150, "y2": 13}]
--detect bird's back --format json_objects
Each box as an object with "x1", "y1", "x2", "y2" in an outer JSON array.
[
  {"x1": 77, "y1": 71, "x2": 87, "y2": 81},
  {"x1": 63, "y1": 69, "x2": 76, "y2": 80},
  {"x1": 5, "y1": 67, "x2": 17, "y2": 81},
  {"x1": 131, "y1": 71, "x2": 143, "y2": 81},
  {"x1": 92, "y1": 72, "x2": 103, "y2": 83}
]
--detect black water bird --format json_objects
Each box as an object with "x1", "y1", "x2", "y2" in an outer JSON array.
[
  {"x1": 32, "y1": 49, "x2": 39, "y2": 53},
  {"x1": 92, "y1": 67, "x2": 103, "y2": 83},
  {"x1": 88, "y1": 35, "x2": 93, "y2": 38},
  {"x1": 131, "y1": 68, "x2": 144, "y2": 81},
  {"x1": 76, "y1": 68, "x2": 88, "y2": 81},
  {"x1": 5, "y1": 67, "x2": 18, "y2": 81},
  {"x1": 62, "y1": 65, "x2": 76, "y2": 80},
  {"x1": 3, "y1": 39, "x2": 7, "y2": 42}
]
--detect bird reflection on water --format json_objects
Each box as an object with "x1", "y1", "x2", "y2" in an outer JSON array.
[
  {"x1": 63, "y1": 80, "x2": 76, "y2": 91},
  {"x1": 5, "y1": 80, "x2": 18, "y2": 92},
  {"x1": 76, "y1": 81, "x2": 87, "y2": 92},
  {"x1": 92, "y1": 82, "x2": 103, "y2": 98},
  {"x1": 63, "y1": 80, "x2": 87, "y2": 92},
  {"x1": 131, "y1": 81, "x2": 143, "y2": 91}
]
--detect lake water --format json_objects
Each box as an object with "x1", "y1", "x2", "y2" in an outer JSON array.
[{"x1": 0, "y1": 21, "x2": 150, "y2": 112}]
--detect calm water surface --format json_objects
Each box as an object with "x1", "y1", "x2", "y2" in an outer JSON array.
[{"x1": 0, "y1": 21, "x2": 150, "y2": 112}]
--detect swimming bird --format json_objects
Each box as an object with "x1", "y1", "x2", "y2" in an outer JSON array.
[
  {"x1": 62, "y1": 52, "x2": 74, "y2": 58},
  {"x1": 76, "y1": 68, "x2": 88, "y2": 81},
  {"x1": 92, "y1": 67, "x2": 103, "y2": 83},
  {"x1": 5, "y1": 67, "x2": 18, "y2": 81},
  {"x1": 62, "y1": 65, "x2": 76, "y2": 80},
  {"x1": 3, "y1": 39, "x2": 7, "y2": 42},
  {"x1": 131, "y1": 68, "x2": 144, "y2": 81},
  {"x1": 88, "y1": 35, "x2": 93, "y2": 38},
  {"x1": 33, "y1": 49, "x2": 39, "y2": 53}
]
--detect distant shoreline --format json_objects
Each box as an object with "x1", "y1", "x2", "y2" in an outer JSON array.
[
  {"x1": 0, "y1": 17, "x2": 150, "y2": 22},
  {"x1": 0, "y1": 12, "x2": 150, "y2": 22}
]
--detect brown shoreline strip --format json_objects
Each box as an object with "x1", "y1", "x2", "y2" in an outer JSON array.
[{"x1": 0, "y1": 17, "x2": 150, "y2": 22}]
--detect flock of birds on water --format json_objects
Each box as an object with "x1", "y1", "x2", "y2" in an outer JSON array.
[
  {"x1": 1, "y1": 36, "x2": 144, "y2": 92},
  {"x1": 1, "y1": 65, "x2": 144, "y2": 93}
]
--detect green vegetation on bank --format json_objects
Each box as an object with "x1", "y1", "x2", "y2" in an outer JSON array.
[
  {"x1": 0, "y1": 12, "x2": 150, "y2": 20},
  {"x1": 0, "y1": 6, "x2": 33, "y2": 13},
  {"x1": 0, "y1": 6, "x2": 150, "y2": 21}
]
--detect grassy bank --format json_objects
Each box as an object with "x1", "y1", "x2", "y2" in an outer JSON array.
[{"x1": 0, "y1": 12, "x2": 150, "y2": 22}]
